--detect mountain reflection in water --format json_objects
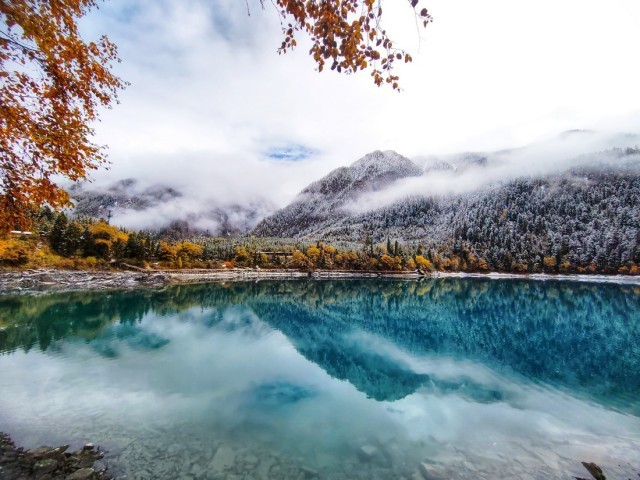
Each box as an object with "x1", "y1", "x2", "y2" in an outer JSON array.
[{"x1": 0, "y1": 278, "x2": 638, "y2": 480}]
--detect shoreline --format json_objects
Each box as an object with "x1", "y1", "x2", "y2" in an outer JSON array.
[
  {"x1": 1, "y1": 431, "x2": 629, "y2": 480},
  {"x1": 0, "y1": 268, "x2": 638, "y2": 293},
  {"x1": 0, "y1": 432, "x2": 111, "y2": 479},
  {"x1": 432, "y1": 270, "x2": 640, "y2": 285}
]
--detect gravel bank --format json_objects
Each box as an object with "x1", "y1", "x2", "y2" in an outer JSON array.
[
  {"x1": 0, "y1": 268, "x2": 423, "y2": 293},
  {"x1": 0, "y1": 269, "x2": 168, "y2": 293},
  {"x1": 0, "y1": 432, "x2": 111, "y2": 480}
]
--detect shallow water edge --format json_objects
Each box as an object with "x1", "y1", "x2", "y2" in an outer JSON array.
[{"x1": 1, "y1": 268, "x2": 639, "y2": 294}]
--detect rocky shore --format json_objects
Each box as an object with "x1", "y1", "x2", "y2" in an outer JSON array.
[
  {"x1": 0, "y1": 269, "x2": 168, "y2": 292},
  {"x1": 0, "y1": 268, "x2": 423, "y2": 293},
  {"x1": 0, "y1": 433, "x2": 111, "y2": 479},
  {"x1": 0, "y1": 428, "x2": 633, "y2": 480},
  {"x1": 1, "y1": 268, "x2": 639, "y2": 294}
]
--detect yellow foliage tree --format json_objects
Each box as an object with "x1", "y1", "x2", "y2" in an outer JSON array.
[
  {"x1": 88, "y1": 221, "x2": 128, "y2": 259},
  {"x1": 559, "y1": 261, "x2": 572, "y2": 273},
  {"x1": 476, "y1": 257, "x2": 490, "y2": 271},
  {"x1": 0, "y1": 0, "x2": 125, "y2": 230},
  {"x1": 291, "y1": 250, "x2": 312, "y2": 269},
  {"x1": 158, "y1": 241, "x2": 178, "y2": 262},
  {"x1": 0, "y1": 237, "x2": 30, "y2": 265},
  {"x1": 543, "y1": 256, "x2": 557, "y2": 271},
  {"x1": 414, "y1": 255, "x2": 434, "y2": 271},
  {"x1": 306, "y1": 246, "x2": 321, "y2": 264},
  {"x1": 179, "y1": 242, "x2": 204, "y2": 262},
  {"x1": 380, "y1": 254, "x2": 402, "y2": 270},
  {"x1": 234, "y1": 246, "x2": 250, "y2": 264}
]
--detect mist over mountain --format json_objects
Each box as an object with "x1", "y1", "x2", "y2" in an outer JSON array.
[
  {"x1": 70, "y1": 179, "x2": 182, "y2": 218},
  {"x1": 70, "y1": 179, "x2": 274, "y2": 237},
  {"x1": 253, "y1": 150, "x2": 423, "y2": 237},
  {"x1": 69, "y1": 130, "x2": 640, "y2": 273},
  {"x1": 253, "y1": 144, "x2": 640, "y2": 271}
]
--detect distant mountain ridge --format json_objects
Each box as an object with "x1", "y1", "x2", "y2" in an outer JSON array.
[
  {"x1": 70, "y1": 179, "x2": 271, "y2": 238},
  {"x1": 70, "y1": 179, "x2": 182, "y2": 218}
]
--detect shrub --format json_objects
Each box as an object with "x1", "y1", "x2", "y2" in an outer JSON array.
[{"x1": 0, "y1": 239, "x2": 30, "y2": 266}]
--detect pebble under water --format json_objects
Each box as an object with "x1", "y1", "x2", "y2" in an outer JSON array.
[{"x1": 0, "y1": 278, "x2": 639, "y2": 480}]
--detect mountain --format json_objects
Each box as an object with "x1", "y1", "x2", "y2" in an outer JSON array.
[
  {"x1": 70, "y1": 179, "x2": 182, "y2": 218},
  {"x1": 254, "y1": 146, "x2": 640, "y2": 272},
  {"x1": 70, "y1": 179, "x2": 272, "y2": 238},
  {"x1": 415, "y1": 152, "x2": 488, "y2": 173},
  {"x1": 253, "y1": 150, "x2": 423, "y2": 237}
]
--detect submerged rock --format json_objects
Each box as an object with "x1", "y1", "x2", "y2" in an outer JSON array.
[
  {"x1": 358, "y1": 445, "x2": 380, "y2": 462},
  {"x1": 32, "y1": 445, "x2": 69, "y2": 459},
  {"x1": 33, "y1": 458, "x2": 58, "y2": 473},
  {"x1": 300, "y1": 465, "x2": 319, "y2": 477},
  {"x1": 209, "y1": 445, "x2": 236, "y2": 473},
  {"x1": 578, "y1": 461, "x2": 607, "y2": 480},
  {"x1": 418, "y1": 462, "x2": 448, "y2": 480},
  {"x1": 255, "y1": 456, "x2": 276, "y2": 479},
  {"x1": 68, "y1": 467, "x2": 96, "y2": 480}
]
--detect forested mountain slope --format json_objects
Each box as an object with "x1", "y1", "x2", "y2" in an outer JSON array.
[
  {"x1": 253, "y1": 150, "x2": 422, "y2": 237},
  {"x1": 254, "y1": 148, "x2": 640, "y2": 272}
]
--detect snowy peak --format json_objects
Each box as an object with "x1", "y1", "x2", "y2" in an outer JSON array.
[
  {"x1": 415, "y1": 152, "x2": 489, "y2": 173},
  {"x1": 349, "y1": 150, "x2": 423, "y2": 179},
  {"x1": 301, "y1": 150, "x2": 422, "y2": 197},
  {"x1": 70, "y1": 179, "x2": 182, "y2": 216},
  {"x1": 252, "y1": 150, "x2": 423, "y2": 238}
]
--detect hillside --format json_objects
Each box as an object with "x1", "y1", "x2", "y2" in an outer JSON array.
[
  {"x1": 254, "y1": 147, "x2": 640, "y2": 273},
  {"x1": 252, "y1": 150, "x2": 423, "y2": 237},
  {"x1": 70, "y1": 179, "x2": 270, "y2": 238}
]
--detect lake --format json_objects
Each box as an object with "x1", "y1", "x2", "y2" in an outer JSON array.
[{"x1": 0, "y1": 278, "x2": 639, "y2": 479}]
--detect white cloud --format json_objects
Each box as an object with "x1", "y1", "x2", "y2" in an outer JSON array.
[
  {"x1": 73, "y1": 0, "x2": 640, "y2": 228},
  {"x1": 346, "y1": 129, "x2": 640, "y2": 213}
]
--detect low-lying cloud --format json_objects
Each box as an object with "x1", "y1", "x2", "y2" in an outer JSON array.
[
  {"x1": 68, "y1": 0, "x2": 640, "y2": 231},
  {"x1": 346, "y1": 129, "x2": 640, "y2": 214}
]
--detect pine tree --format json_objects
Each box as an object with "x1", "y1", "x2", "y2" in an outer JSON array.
[
  {"x1": 63, "y1": 222, "x2": 84, "y2": 256},
  {"x1": 48, "y1": 213, "x2": 68, "y2": 254}
]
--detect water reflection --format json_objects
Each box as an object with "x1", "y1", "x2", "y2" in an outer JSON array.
[
  {"x1": 3, "y1": 279, "x2": 638, "y2": 410},
  {"x1": 251, "y1": 280, "x2": 640, "y2": 411},
  {"x1": 0, "y1": 279, "x2": 639, "y2": 479}
]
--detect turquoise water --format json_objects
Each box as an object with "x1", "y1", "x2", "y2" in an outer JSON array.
[{"x1": 0, "y1": 279, "x2": 639, "y2": 479}]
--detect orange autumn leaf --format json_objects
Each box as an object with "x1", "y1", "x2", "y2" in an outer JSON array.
[
  {"x1": 0, "y1": 0, "x2": 126, "y2": 230},
  {"x1": 270, "y1": 0, "x2": 432, "y2": 90}
]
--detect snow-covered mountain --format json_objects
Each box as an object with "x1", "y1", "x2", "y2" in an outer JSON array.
[
  {"x1": 70, "y1": 179, "x2": 182, "y2": 217},
  {"x1": 253, "y1": 146, "x2": 640, "y2": 271},
  {"x1": 69, "y1": 135, "x2": 640, "y2": 272},
  {"x1": 70, "y1": 179, "x2": 274, "y2": 237},
  {"x1": 252, "y1": 150, "x2": 423, "y2": 237}
]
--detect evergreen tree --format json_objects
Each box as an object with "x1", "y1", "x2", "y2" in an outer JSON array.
[
  {"x1": 125, "y1": 232, "x2": 146, "y2": 260},
  {"x1": 48, "y1": 213, "x2": 68, "y2": 254},
  {"x1": 82, "y1": 226, "x2": 96, "y2": 257},
  {"x1": 63, "y1": 222, "x2": 84, "y2": 256}
]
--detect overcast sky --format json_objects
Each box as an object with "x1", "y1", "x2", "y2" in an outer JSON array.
[{"x1": 79, "y1": 0, "x2": 640, "y2": 220}]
